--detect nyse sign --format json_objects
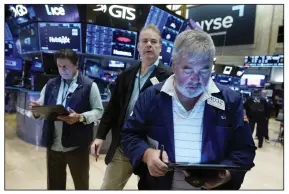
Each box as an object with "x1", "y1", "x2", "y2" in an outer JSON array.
[
  {"x1": 93, "y1": 5, "x2": 136, "y2": 20},
  {"x1": 188, "y1": 5, "x2": 256, "y2": 46}
]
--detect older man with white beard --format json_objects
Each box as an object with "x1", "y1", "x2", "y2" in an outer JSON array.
[{"x1": 120, "y1": 30, "x2": 256, "y2": 190}]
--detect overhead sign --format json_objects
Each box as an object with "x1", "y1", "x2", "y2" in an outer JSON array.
[
  {"x1": 32, "y1": 4, "x2": 80, "y2": 22},
  {"x1": 86, "y1": 4, "x2": 153, "y2": 31},
  {"x1": 10, "y1": 4, "x2": 28, "y2": 17},
  {"x1": 93, "y1": 5, "x2": 136, "y2": 20},
  {"x1": 244, "y1": 55, "x2": 284, "y2": 67},
  {"x1": 45, "y1": 4, "x2": 65, "y2": 16},
  {"x1": 188, "y1": 5, "x2": 256, "y2": 46}
]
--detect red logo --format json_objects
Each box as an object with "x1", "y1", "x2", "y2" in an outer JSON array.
[{"x1": 117, "y1": 37, "x2": 131, "y2": 43}]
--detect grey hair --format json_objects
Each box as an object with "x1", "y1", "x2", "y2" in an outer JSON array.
[{"x1": 172, "y1": 30, "x2": 216, "y2": 63}]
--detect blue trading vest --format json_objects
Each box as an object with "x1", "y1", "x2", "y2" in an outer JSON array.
[{"x1": 41, "y1": 74, "x2": 94, "y2": 148}]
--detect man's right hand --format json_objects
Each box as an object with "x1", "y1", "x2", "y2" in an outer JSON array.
[
  {"x1": 29, "y1": 100, "x2": 41, "y2": 117},
  {"x1": 90, "y1": 138, "x2": 104, "y2": 162},
  {"x1": 142, "y1": 148, "x2": 170, "y2": 177}
]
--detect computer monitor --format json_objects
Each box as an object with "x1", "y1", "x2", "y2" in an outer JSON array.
[
  {"x1": 86, "y1": 24, "x2": 137, "y2": 59},
  {"x1": 240, "y1": 74, "x2": 267, "y2": 88},
  {"x1": 85, "y1": 60, "x2": 104, "y2": 79},
  {"x1": 38, "y1": 22, "x2": 82, "y2": 52},
  {"x1": 160, "y1": 40, "x2": 174, "y2": 67},
  {"x1": 5, "y1": 41, "x2": 14, "y2": 57},
  {"x1": 5, "y1": 57, "x2": 23, "y2": 71},
  {"x1": 31, "y1": 60, "x2": 44, "y2": 72},
  {"x1": 108, "y1": 60, "x2": 126, "y2": 69},
  {"x1": 19, "y1": 23, "x2": 39, "y2": 54}
]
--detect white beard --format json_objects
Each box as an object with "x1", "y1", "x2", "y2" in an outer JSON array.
[{"x1": 175, "y1": 83, "x2": 205, "y2": 98}]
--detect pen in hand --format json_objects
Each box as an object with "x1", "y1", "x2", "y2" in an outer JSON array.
[
  {"x1": 159, "y1": 144, "x2": 164, "y2": 161},
  {"x1": 95, "y1": 145, "x2": 99, "y2": 162}
]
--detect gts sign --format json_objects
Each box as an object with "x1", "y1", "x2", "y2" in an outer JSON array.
[
  {"x1": 93, "y1": 5, "x2": 136, "y2": 21},
  {"x1": 195, "y1": 5, "x2": 245, "y2": 32}
]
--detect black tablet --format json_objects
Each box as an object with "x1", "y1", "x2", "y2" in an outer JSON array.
[
  {"x1": 166, "y1": 162, "x2": 250, "y2": 171},
  {"x1": 32, "y1": 105, "x2": 69, "y2": 117}
]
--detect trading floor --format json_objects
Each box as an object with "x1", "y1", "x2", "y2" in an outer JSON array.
[{"x1": 5, "y1": 113, "x2": 283, "y2": 190}]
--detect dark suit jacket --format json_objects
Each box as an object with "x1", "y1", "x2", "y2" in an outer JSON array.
[{"x1": 96, "y1": 61, "x2": 173, "y2": 164}]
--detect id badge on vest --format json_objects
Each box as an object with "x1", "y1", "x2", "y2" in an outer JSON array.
[{"x1": 207, "y1": 96, "x2": 225, "y2": 111}]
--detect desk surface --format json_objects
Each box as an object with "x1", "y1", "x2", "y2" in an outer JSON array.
[
  {"x1": 6, "y1": 86, "x2": 110, "y2": 102},
  {"x1": 5, "y1": 86, "x2": 41, "y2": 95}
]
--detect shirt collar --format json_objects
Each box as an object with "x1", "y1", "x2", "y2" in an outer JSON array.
[
  {"x1": 136, "y1": 59, "x2": 159, "y2": 77},
  {"x1": 161, "y1": 74, "x2": 220, "y2": 99}
]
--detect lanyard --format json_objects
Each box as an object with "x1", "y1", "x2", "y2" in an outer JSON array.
[
  {"x1": 61, "y1": 81, "x2": 72, "y2": 105},
  {"x1": 138, "y1": 67, "x2": 141, "y2": 93}
]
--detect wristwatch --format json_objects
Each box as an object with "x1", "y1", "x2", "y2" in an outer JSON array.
[{"x1": 79, "y1": 114, "x2": 85, "y2": 123}]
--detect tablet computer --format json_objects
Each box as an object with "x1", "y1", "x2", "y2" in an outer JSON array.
[
  {"x1": 32, "y1": 105, "x2": 69, "y2": 117},
  {"x1": 166, "y1": 162, "x2": 250, "y2": 171}
]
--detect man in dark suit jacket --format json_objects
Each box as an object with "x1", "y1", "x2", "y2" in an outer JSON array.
[
  {"x1": 90, "y1": 24, "x2": 172, "y2": 189},
  {"x1": 120, "y1": 30, "x2": 256, "y2": 190}
]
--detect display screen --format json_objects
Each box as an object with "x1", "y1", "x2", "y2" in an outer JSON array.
[
  {"x1": 38, "y1": 22, "x2": 82, "y2": 52},
  {"x1": 86, "y1": 24, "x2": 137, "y2": 59},
  {"x1": 244, "y1": 55, "x2": 284, "y2": 67},
  {"x1": 211, "y1": 74, "x2": 232, "y2": 86},
  {"x1": 5, "y1": 23, "x2": 13, "y2": 41},
  {"x1": 19, "y1": 23, "x2": 39, "y2": 53},
  {"x1": 5, "y1": 41, "x2": 14, "y2": 57},
  {"x1": 5, "y1": 57, "x2": 23, "y2": 71},
  {"x1": 160, "y1": 40, "x2": 173, "y2": 67},
  {"x1": 145, "y1": 5, "x2": 184, "y2": 35},
  {"x1": 101, "y1": 71, "x2": 119, "y2": 82},
  {"x1": 31, "y1": 60, "x2": 44, "y2": 72},
  {"x1": 108, "y1": 60, "x2": 125, "y2": 69},
  {"x1": 240, "y1": 74, "x2": 266, "y2": 87},
  {"x1": 85, "y1": 60, "x2": 104, "y2": 79},
  {"x1": 143, "y1": 6, "x2": 185, "y2": 65}
]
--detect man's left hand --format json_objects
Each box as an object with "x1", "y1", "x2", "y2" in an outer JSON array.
[{"x1": 57, "y1": 108, "x2": 81, "y2": 125}]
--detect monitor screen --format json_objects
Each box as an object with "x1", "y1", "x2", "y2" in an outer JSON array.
[
  {"x1": 5, "y1": 41, "x2": 14, "y2": 57},
  {"x1": 160, "y1": 40, "x2": 173, "y2": 67},
  {"x1": 212, "y1": 74, "x2": 232, "y2": 86},
  {"x1": 5, "y1": 57, "x2": 23, "y2": 71},
  {"x1": 145, "y1": 5, "x2": 184, "y2": 42},
  {"x1": 108, "y1": 60, "x2": 125, "y2": 69},
  {"x1": 241, "y1": 74, "x2": 266, "y2": 87},
  {"x1": 86, "y1": 24, "x2": 137, "y2": 59},
  {"x1": 101, "y1": 71, "x2": 119, "y2": 82},
  {"x1": 5, "y1": 23, "x2": 13, "y2": 41},
  {"x1": 31, "y1": 60, "x2": 44, "y2": 72},
  {"x1": 19, "y1": 23, "x2": 39, "y2": 53},
  {"x1": 244, "y1": 55, "x2": 284, "y2": 67},
  {"x1": 38, "y1": 22, "x2": 82, "y2": 52},
  {"x1": 85, "y1": 60, "x2": 104, "y2": 79}
]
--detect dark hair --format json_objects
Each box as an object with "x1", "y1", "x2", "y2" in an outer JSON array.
[{"x1": 54, "y1": 49, "x2": 79, "y2": 65}]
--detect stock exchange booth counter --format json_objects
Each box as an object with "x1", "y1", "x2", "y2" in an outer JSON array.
[{"x1": 10, "y1": 87, "x2": 112, "y2": 154}]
